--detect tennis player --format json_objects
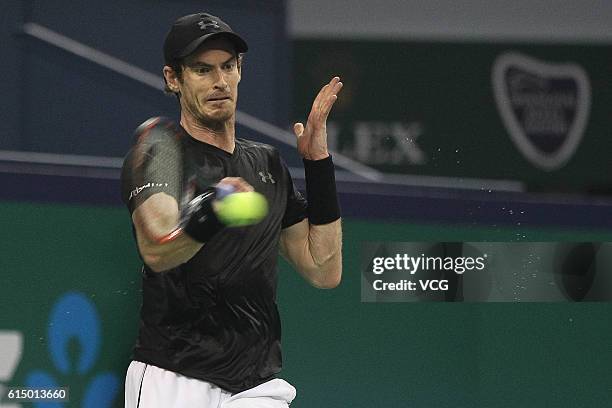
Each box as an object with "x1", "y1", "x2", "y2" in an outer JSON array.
[{"x1": 121, "y1": 12, "x2": 342, "y2": 407}]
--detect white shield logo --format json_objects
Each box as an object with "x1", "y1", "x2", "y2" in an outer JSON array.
[{"x1": 492, "y1": 52, "x2": 591, "y2": 171}]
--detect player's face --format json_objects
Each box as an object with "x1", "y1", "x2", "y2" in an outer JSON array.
[{"x1": 175, "y1": 39, "x2": 241, "y2": 126}]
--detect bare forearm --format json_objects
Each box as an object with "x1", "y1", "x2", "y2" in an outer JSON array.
[
  {"x1": 136, "y1": 231, "x2": 203, "y2": 272},
  {"x1": 280, "y1": 218, "x2": 342, "y2": 288},
  {"x1": 308, "y1": 219, "x2": 342, "y2": 267},
  {"x1": 132, "y1": 192, "x2": 203, "y2": 272},
  {"x1": 306, "y1": 219, "x2": 342, "y2": 288}
]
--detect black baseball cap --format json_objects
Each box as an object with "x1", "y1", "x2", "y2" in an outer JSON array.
[{"x1": 163, "y1": 13, "x2": 248, "y2": 64}]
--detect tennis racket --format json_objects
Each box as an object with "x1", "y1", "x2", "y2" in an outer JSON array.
[{"x1": 129, "y1": 116, "x2": 195, "y2": 244}]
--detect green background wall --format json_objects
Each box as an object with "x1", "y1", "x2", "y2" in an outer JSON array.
[{"x1": 2, "y1": 202, "x2": 611, "y2": 407}]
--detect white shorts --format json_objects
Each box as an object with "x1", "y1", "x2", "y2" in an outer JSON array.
[{"x1": 125, "y1": 361, "x2": 296, "y2": 408}]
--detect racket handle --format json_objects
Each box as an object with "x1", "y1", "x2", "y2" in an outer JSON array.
[
  {"x1": 181, "y1": 189, "x2": 225, "y2": 243},
  {"x1": 155, "y1": 184, "x2": 237, "y2": 245}
]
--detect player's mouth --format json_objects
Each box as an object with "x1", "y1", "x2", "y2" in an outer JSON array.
[{"x1": 207, "y1": 95, "x2": 231, "y2": 102}]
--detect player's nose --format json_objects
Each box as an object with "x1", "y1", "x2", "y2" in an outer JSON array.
[{"x1": 212, "y1": 68, "x2": 229, "y2": 89}]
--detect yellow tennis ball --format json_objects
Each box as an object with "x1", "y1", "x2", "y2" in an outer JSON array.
[{"x1": 215, "y1": 191, "x2": 268, "y2": 227}]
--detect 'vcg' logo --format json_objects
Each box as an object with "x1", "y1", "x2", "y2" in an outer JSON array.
[
  {"x1": 26, "y1": 292, "x2": 120, "y2": 407},
  {"x1": 492, "y1": 52, "x2": 591, "y2": 171}
]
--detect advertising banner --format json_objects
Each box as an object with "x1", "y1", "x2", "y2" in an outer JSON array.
[{"x1": 293, "y1": 40, "x2": 612, "y2": 193}]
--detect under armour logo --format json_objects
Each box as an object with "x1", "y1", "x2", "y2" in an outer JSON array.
[
  {"x1": 258, "y1": 171, "x2": 276, "y2": 184},
  {"x1": 198, "y1": 20, "x2": 220, "y2": 30}
]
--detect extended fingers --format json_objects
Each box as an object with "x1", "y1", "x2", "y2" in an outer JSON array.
[
  {"x1": 328, "y1": 76, "x2": 343, "y2": 95},
  {"x1": 318, "y1": 77, "x2": 343, "y2": 118},
  {"x1": 310, "y1": 77, "x2": 343, "y2": 122},
  {"x1": 317, "y1": 77, "x2": 341, "y2": 104}
]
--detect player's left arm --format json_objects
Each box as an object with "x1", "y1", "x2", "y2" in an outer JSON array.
[
  {"x1": 280, "y1": 218, "x2": 342, "y2": 289},
  {"x1": 280, "y1": 76, "x2": 344, "y2": 289}
]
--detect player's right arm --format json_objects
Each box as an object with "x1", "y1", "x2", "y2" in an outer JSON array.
[
  {"x1": 132, "y1": 192, "x2": 203, "y2": 273},
  {"x1": 121, "y1": 117, "x2": 203, "y2": 272},
  {"x1": 131, "y1": 177, "x2": 254, "y2": 273},
  {"x1": 122, "y1": 117, "x2": 257, "y2": 272}
]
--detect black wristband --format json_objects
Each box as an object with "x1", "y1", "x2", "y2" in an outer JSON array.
[
  {"x1": 182, "y1": 190, "x2": 225, "y2": 242},
  {"x1": 303, "y1": 155, "x2": 341, "y2": 225}
]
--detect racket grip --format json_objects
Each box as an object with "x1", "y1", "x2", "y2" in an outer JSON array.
[
  {"x1": 157, "y1": 184, "x2": 236, "y2": 244},
  {"x1": 182, "y1": 189, "x2": 225, "y2": 242}
]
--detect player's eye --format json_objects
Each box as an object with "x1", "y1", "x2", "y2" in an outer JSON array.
[
  {"x1": 223, "y1": 62, "x2": 236, "y2": 71},
  {"x1": 192, "y1": 66, "x2": 211, "y2": 75}
]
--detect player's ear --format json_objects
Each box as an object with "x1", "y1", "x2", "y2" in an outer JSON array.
[
  {"x1": 236, "y1": 54, "x2": 243, "y2": 81},
  {"x1": 163, "y1": 65, "x2": 180, "y2": 93}
]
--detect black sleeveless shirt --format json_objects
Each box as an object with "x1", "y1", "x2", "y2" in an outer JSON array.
[{"x1": 121, "y1": 127, "x2": 307, "y2": 392}]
